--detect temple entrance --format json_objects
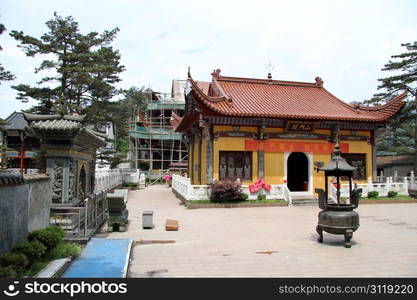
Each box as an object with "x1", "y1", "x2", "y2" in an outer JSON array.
[{"x1": 287, "y1": 152, "x2": 309, "y2": 192}]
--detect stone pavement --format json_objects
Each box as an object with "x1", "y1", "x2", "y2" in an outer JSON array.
[{"x1": 97, "y1": 185, "x2": 417, "y2": 277}]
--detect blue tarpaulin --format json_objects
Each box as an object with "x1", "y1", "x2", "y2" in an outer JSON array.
[{"x1": 62, "y1": 238, "x2": 133, "y2": 278}]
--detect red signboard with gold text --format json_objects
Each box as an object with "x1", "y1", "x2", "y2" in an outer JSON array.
[{"x1": 245, "y1": 140, "x2": 349, "y2": 154}]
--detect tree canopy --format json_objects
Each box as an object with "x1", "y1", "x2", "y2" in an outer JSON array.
[
  {"x1": 365, "y1": 41, "x2": 417, "y2": 171},
  {"x1": 0, "y1": 23, "x2": 15, "y2": 84},
  {"x1": 10, "y1": 13, "x2": 125, "y2": 116},
  {"x1": 93, "y1": 86, "x2": 151, "y2": 168}
]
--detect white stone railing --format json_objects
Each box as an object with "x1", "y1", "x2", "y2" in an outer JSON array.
[
  {"x1": 122, "y1": 168, "x2": 140, "y2": 183},
  {"x1": 171, "y1": 174, "x2": 291, "y2": 204},
  {"x1": 94, "y1": 168, "x2": 123, "y2": 193},
  {"x1": 171, "y1": 174, "x2": 210, "y2": 201},
  {"x1": 330, "y1": 177, "x2": 408, "y2": 199},
  {"x1": 282, "y1": 184, "x2": 292, "y2": 206},
  {"x1": 8, "y1": 168, "x2": 39, "y2": 174}
]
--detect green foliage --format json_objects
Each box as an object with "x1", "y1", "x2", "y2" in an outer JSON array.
[
  {"x1": 257, "y1": 194, "x2": 267, "y2": 201},
  {"x1": 10, "y1": 13, "x2": 125, "y2": 116},
  {"x1": 0, "y1": 252, "x2": 28, "y2": 275},
  {"x1": 0, "y1": 23, "x2": 16, "y2": 83},
  {"x1": 28, "y1": 226, "x2": 64, "y2": 251},
  {"x1": 240, "y1": 193, "x2": 249, "y2": 201},
  {"x1": 364, "y1": 41, "x2": 417, "y2": 161},
  {"x1": 367, "y1": 191, "x2": 379, "y2": 198},
  {"x1": 0, "y1": 228, "x2": 82, "y2": 278},
  {"x1": 122, "y1": 182, "x2": 138, "y2": 188},
  {"x1": 387, "y1": 191, "x2": 398, "y2": 198},
  {"x1": 116, "y1": 137, "x2": 129, "y2": 155},
  {"x1": 49, "y1": 242, "x2": 81, "y2": 260},
  {"x1": 0, "y1": 266, "x2": 17, "y2": 278},
  {"x1": 13, "y1": 240, "x2": 47, "y2": 261}
]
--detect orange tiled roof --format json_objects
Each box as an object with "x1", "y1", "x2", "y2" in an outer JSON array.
[
  {"x1": 170, "y1": 112, "x2": 182, "y2": 130},
  {"x1": 188, "y1": 70, "x2": 406, "y2": 122}
]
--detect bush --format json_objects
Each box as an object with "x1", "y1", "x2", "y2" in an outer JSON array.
[
  {"x1": 387, "y1": 191, "x2": 398, "y2": 198},
  {"x1": 0, "y1": 252, "x2": 28, "y2": 275},
  {"x1": 240, "y1": 193, "x2": 249, "y2": 201},
  {"x1": 13, "y1": 240, "x2": 47, "y2": 261},
  {"x1": 49, "y1": 242, "x2": 81, "y2": 260},
  {"x1": 28, "y1": 226, "x2": 64, "y2": 251},
  {"x1": 122, "y1": 182, "x2": 138, "y2": 188},
  {"x1": 257, "y1": 194, "x2": 267, "y2": 201},
  {"x1": 0, "y1": 266, "x2": 17, "y2": 278},
  {"x1": 210, "y1": 181, "x2": 243, "y2": 203},
  {"x1": 367, "y1": 191, "x2": 379, "y2": 198}
]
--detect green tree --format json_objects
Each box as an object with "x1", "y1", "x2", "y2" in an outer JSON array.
[
  {"x1": 10, "y1": 12, "x2": 125, "y2": 116},
  {"x1": 0, "y1": 23, "x2": 15, "y2": 83},
  {"x1": 365, "y1": 42, "x2": 417, "y2": 171},
  {"x1": 93, "y1": 87, "x2": 150, "y2": 168}
]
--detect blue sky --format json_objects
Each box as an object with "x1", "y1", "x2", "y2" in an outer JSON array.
[{"x1": 1, "y1": 0, "x2": 417, "y2": 119}]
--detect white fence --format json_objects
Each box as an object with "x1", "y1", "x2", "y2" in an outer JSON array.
[
  {"x1": 171, "y1": 174, "x2": 292, "y2": 205},
  {"x1": 330, "y1": 177, "x2": 409, "y2": 200},
  {"x1": 8, "y1": 168, "x2": 39, "y2": 175},
  {"x1": 94, "y1": 168, "x2": 123, "y2": 193}
]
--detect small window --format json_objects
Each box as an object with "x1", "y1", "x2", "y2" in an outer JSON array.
[
  {"x1": 219, "y1": 151, "x2": 252, "y2": 181},
  {"x1": 342, "y1": 153, "x2": 366, "y2": 180}
]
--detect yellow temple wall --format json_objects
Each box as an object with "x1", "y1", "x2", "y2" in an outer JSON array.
[{"x1": 193, "y1": 125, "x2": 373, "y2": 191}]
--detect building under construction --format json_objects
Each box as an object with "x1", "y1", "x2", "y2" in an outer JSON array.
[{"x1": 128, "y1": 80, "x2": 188, "y2": 176}]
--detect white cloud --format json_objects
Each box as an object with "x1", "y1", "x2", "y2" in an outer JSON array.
[{"x1": 1, "y1": 0, "x2": 417, "y2": 118}]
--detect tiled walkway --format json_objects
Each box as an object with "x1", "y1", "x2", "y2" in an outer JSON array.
[{"x1": 98, "y1": 185, "x2": 417, "y2": 277}]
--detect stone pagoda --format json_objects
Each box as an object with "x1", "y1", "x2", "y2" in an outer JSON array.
[{"x1": 24, "y1": 113, "x2": 106, "y2": 206}]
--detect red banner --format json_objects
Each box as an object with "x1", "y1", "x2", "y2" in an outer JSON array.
[{"x1": 245, "y1": 140, "x2": 349, "y2": 154}]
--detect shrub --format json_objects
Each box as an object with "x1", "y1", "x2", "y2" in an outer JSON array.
[
  {"x1": 387, "y1": 191, "x2": 398, "y2": 198},
  {"x1": 257, "y1": 194, "x2": 267, "y2": 201},
  {"x1": 13, "y1": 240, "x2": 47, "y2": 261},
  {"x1": 210, "y1": 181, "x2": 243, "y2": 203},
  {"x1": 240, "y1": 193, "x2": 249, "y2": 201},
  {"x1": 0, "y1": 266, "x2": 17, "y2": 278},
  {"x1": 122, "y1": 182, "x2": 138, "y2": 188},
  {"x1": 28, "y1": 226, "x2": 64, "y2": 251},
  {"x1": 0, "y1": 252, "x2": 28, "y2": 275},
  {"x1": 49, "y1": 242, "x2": 81, "y2": 260},
  {"x1": 367, "y1": 191, "x2": 379, "y2": 198}
]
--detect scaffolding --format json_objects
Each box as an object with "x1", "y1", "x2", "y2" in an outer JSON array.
[{"x1": 128, "y1": 80, "x2": 188, "y2": 177}]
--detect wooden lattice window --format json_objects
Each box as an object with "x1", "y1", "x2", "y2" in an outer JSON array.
[{"x1": 219, "y1": 151, "x2": 252, "y2": 181}]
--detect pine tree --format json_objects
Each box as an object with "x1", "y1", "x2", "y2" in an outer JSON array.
[
  {"x1": 87, "y1": 86, "x2": 150, "y2": 168},
  {"x1": 10, "y1": 13, "x2": 125, "y2": 116},
  {"x1": 0, "y1": 23, "x2": 15, "y2": 83},
  {"x1": 366, "y1": 42, "x2": 417, "y2": 172},
  {"x1": 0, "y1": 23, "x2": 14, "y2": 167}
]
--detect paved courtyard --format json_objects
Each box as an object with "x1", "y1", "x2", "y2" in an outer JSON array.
[{"x1": 98, "y1": 185, "x2": 417, "y2": 277}]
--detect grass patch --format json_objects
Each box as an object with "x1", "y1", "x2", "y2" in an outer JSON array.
[
  {"x1": 361, "y1": 196, "x2": 413, "y2": 201},
  {"x1": 340, "y1": 196, "x2": 413, "y2": 203},
  {"x1": 187, "y1": 199, "x2": 287, "y2": 205}
]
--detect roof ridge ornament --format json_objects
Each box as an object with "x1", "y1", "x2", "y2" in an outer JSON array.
[
  {"x1": 265, "y1": 61, "x2": 275, "y2": 82},
  {"x1": 315, "y1": 76, "x2": 324, "y2": 87},
  {"x1": 211, "y1": 68, "x2": 221, "y2": 79}
]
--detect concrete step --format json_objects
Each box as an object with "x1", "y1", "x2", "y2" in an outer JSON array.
[{"x1": 291, "y1": 198, "x2": 318, "y2": 206}]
